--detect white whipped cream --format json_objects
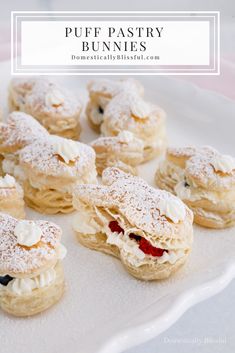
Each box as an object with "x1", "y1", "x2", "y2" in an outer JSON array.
[
  {"x1": 174, "y1": 181, "x2": 191, "y2": 200},
  {"x1": 7, "y1": 277, "x2": 35, "y2": 295},
  {"x1": 6, "y1": 268, "x2": 57, "y2": 295},
  {"x1": 106, "y1": 226, "x2": 185, "y2": 267},
  {"x1": 0, "y1": 174, "x2": 16, "y2": 188},
  {"x1": 45, "y1": 89, "x2": 64, "y2": 107},
  {"x1": 157, "y1": 196, "x2": 186, "y2": 223},
  {"x1": 57, "y1": 243, "x2": 67, "y2": 260},
  {"x1": 53, "y1": 138, "x2": 80, "y2": 164},
  {"x1": 154, "y1": 249, "x2": 185, "y2": 265},
  {"x1": 2, "y1": 158, "x2": 26, "y2": 182},
  {"x1": 106, "y1": 230, "x2": 145, "y2": 261},
  {"x1": 14, "y1": 220, "x2": 42, "y2": 247},
  {"x1": 211, "y1": 154, "x2": 235, "y2": 173},
  {"x1": 2, "y1": 158, "x2": 15, "y2": 175},
  {"x1": 72, "y1": 211, "x2": 101, "y2": 234},
  {"x1": 130, "y1": 98, "x2": 150, "y2": 118}
]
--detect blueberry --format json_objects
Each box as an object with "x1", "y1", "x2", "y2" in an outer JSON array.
[
  {"x1": 98, "y1": 106, "x2": 104, "y2": 114},
  {"x1": 0, "y1": 275, "x2": 14, "y2": 286}
]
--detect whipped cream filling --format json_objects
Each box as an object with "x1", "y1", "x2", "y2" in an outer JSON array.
[
  {"x1": 1, "y1": 267, "x2": 57, "y2": 295},
  {"x1": 45, "y1": 89, "x2": 65, "y2": 107},
  {"x1": 157, "y1": 196, "x2": 186, "y2": 223},
  {"x1": 0, "y1": 243, "x2": 67, "y2": 295},
  {"x1": 161, "y1": 160, "x2": 235, "y2": 206},
  {"x1": 211, "y1": 154, "x2": 235, "y2": 173},
  {"x1": 130, "y1": 98, "x2": 151, "y2": 119},
  {"x1": 73, "y1": 208, "x2": 185, "y2": 267},
  {"x1": 28, "y1": 167, "x2": 97, "y2": 194},
  {"x1": 2, "y1": 158, "x2": 26, "y2": 182},
  {"x1": 106, "y1": 227, "x2": 185, "y2": 267},
  {"x1": 0, "y1": 174, "x2": 16, "y2": 188},
  {"x1": 15, "y1": 220, "x2": 42, "y2": 247},
  {"x1": 174, "y1": 180, "x2": 235, "y2": 205},
  {"x1": 53, "y1": 137, "x2": 80, "y2": 164}
]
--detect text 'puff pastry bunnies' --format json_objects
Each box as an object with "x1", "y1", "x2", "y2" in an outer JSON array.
[
  {"x1": 155, "y1": 146, "x2": 235, "y2": 229},
  {"x1": 8, "y1": 78, "x2": 82, "y2": 140},
  {"x1": 90, "y1": 130, "x2": 145, "y2": 176},
  {"x1": 0, "y1": 212, "x2": 67, "y2": 316},
  {"x1": 72, "y1": 168, "x2": 193, "y2": 281},
  {"x1": 0, "y1": 112, "x2": 49, "y2": 178},
  {"x1": 86, "y1": 78, "x2": 144, "y2": 132},
  {"x1": 101, "y1": 91, "x2": 167, "y2": 162},
  {"x1": 17, "y1": 135, "x2": 97, "y2": 215},
  {"x1": 0, "y1": 175, "x2": 25, "y2": 219}
]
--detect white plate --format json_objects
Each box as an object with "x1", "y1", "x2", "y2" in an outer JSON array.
[{"x1": 1, "y1": 62, "x2": 235, "y2": 353}]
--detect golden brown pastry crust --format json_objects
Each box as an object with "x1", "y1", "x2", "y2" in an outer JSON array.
[
  {"x1": 90, "y1": 131, "x2": 144, "y2": 175},
  {"x1": 86, "y1": 79, "x2": 144, "y2": 132},
  {"x1": 0, "y1": 180, "x2": 25, "y2": 219},
  {"x1": 23, "y1": 179, "x2": 74, "y2": 214},
  {"x1": 75, "y1": 231, "x2": 190, "y2": 281},
  {"x1": 100, "y1": 91, "x2": 167, "y2": 161},
  {"x1": 9, "y1": 78, "x2": 81, "y2": 140},
  {"x1": 155, "y1": 146, "x2": 235, "y2": 229},
  {"x1": 0, "y1": 213, "x2": 66, "y2": 317},
  {"x1": 73, "y1": 168, "x2": 193, "y2": 281},
  {"x1": 17, "y1": 135, "x2": 97, "y2": 214},
  {"x1": 0, "y1": 111, "x2": 49, "y2": 155},
  {"x1": 0, "y1": 262, "x2": 65, "y2": 317}
]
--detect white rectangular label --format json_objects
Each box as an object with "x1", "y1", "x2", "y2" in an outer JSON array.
[{"x1": 11, "y1": 11, "x2": 220, "y2": 75}]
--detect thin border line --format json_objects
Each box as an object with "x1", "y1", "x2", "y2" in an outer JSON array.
[
  {"x1": 13, "y1": 12, "x2": 218, "y2": 72},
  {"x1": 15, "y1": 16, "x2": 216, "y2": 71},
  {"x1": 11, "y1": 11, "x2": 220, "y2": 75}
]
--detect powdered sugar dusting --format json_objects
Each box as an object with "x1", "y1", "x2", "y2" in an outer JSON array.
[
  {"x1": 11, "y1": 78, "x2": 81, "y2": 118},
  {"x1": 170, "y1": 146, "x2": 235, "y2": 190},
  {"x1": 0, "y1": 212, "x2": 61, "y2": 275},
  {"x1": 0, "y1": 112, "x2": 48, "y2": 152},
  {"x1": 19, "y1": 135, "x2": 96, "y2": 179},
  {"x1": 88, "y1": 78, "x2": 143, "y2": 97},
  {"x1": 102, "y1": 91, "x2": 165, "y2": 134},
  {"x1": 90, "y1": 131, "x2": 144, "y2": 151},
  {"x1": 74, "y1": 168, "x2": 193, "y2": 239},
  {"x1": 0, "y1": 175, "x2": 23, "y2": 198}
]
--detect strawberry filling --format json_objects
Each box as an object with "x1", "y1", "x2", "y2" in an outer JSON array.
[{"x1": 108, "y1": 221, "x2": 166, "y2": 257}]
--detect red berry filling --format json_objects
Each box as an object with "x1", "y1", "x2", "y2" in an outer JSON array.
[
  {"x1": 108, "y1": 221, "x2": 124, "y2": 234},
  {"x1": 108, "y1": 221, "x2": 166, "y2": 257},
  {"x1": 139, "y1": 238, "x2": 165, "y2": 257}
]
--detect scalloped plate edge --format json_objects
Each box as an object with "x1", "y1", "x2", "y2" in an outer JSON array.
[{"x1": 98, "y1": 262, "x2": 235, "y2": 353}]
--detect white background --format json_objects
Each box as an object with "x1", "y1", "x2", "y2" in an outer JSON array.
[
  {"x1": 1, "y1": 1, "x2": 235, "y2": 353},
  {"x1": 20, "y1": 19, "x2": 210, "y2": 66}
]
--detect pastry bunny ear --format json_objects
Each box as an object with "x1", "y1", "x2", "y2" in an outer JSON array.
[
  {"x1": 73, "y1": 183, "x2": 118, "y2": 208},
  {"x1": 102, "y1": 167, "x2": 133, "y2": 186}
]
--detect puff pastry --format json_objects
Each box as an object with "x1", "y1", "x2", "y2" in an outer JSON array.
[
  {"x1": 72, "y1": 167, "x2": 193, "y2": 281},
  {"x1": 9, "y1": 77, "x2": 82, "y2": 139},
  {"x1": 0, "y1": 212, "x2": 67, "y2": 316},
  {"x1": 90, "y1": 130, "x2": 144, "y2": 175},
  {"x1": 0, "y1": 174, "x2": 25, "y2": 218},
  {"x1": 86, "y1": 79, "x2": 144, "y2": 132},
  {"x1": 0, "y1": 111, "x2": 49, "y2": 178},
  {"x1": 155, "y1": 146, "x2": 235, "y2": 228},
  {"x1": 101, "y1": 91, "x2": 167, "y2": 161},
  {"x1": 17, "y1": 135, "x2": 97, "y2": 214}
]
